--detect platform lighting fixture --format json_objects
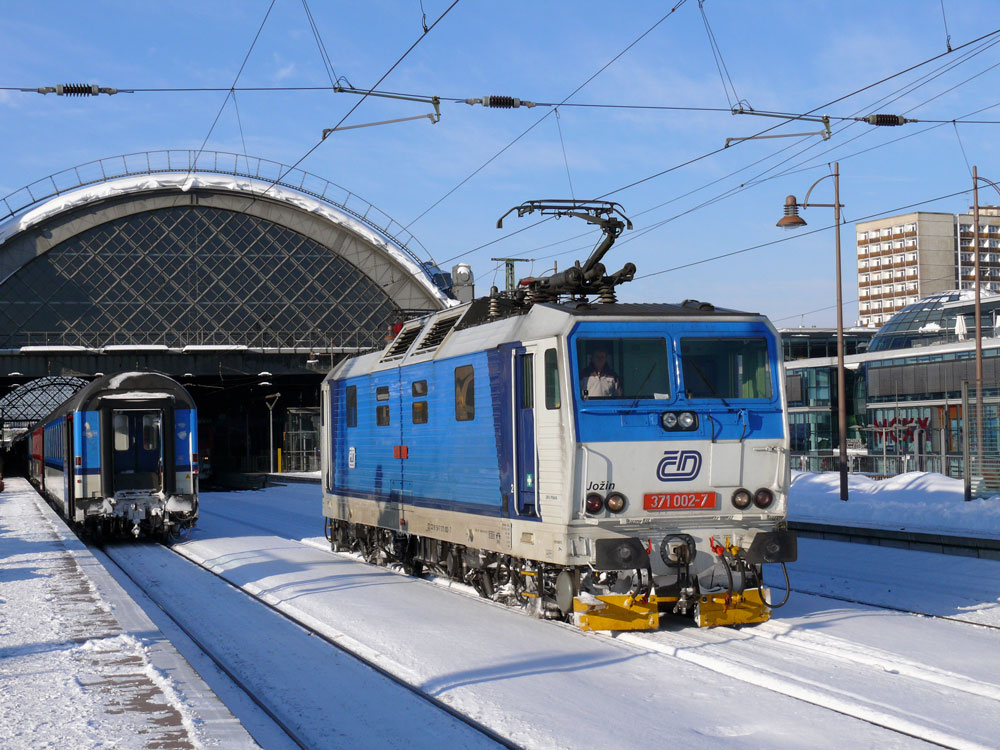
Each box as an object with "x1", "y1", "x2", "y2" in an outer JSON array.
[
  {"x1": 776, "y1": 162, "x2": 848, "y2": 501},
  {"x1": 7, "y1": 372, "x2": 22, "y2": 376},
  {"x1": 306, "y1": 353, "x2": 319, "y2": 365}
]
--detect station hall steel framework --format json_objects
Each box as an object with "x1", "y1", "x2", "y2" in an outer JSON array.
[{"x1": 0, "y1": 150, "x2": 457, "y2": 474}]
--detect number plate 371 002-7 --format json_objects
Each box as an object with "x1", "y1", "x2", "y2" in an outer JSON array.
[{"x1": 643, "y1": 492, "x2": 717, "y2": 511}]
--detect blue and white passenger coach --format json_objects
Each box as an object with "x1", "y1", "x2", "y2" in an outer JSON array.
[
  {"x1": 20, "y1": 371, "x2": 198, "y2": 540},
  {"x1": 322, "y1": 201, "x2": 796, "y2": 630}
]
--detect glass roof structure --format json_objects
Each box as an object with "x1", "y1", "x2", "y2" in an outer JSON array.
[
  {"x1": 868, "y1": 290, "x2": 1000, "y2": 352},
  {"x1": 0, "y1": 158, "x2": 451, "y2": 351}
]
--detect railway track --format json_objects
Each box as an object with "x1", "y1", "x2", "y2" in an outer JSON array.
[
  {"x1": 183, "y1": 496, "x2": 1000, "y2": 748},
  {"x1": 98, "y1": 541, "x2": 514, "y2": 750},
  {"x1": 96, "y1": 544, "x2": 313, "y2": 750},
  {"x1": 615, "y1": 619, "x2": 1000, "y2": 750}
]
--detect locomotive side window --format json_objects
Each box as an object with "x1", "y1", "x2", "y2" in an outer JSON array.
[
  {"x1": 576, "y1": 338, "x2": 669, "y2": 400},
  {"x1": 113, "y1": 413, "x2": 129, "y2": 451},
  {"x1": 376, "y1": 404, "x2": 390, "y2": 426},
  {"x1": 345, "y1": 385, "x2": 357, "y2": 428},
  {"x1": 454, "y1": 365, "x2": 475, "y2": 421},
  {"x1": 376, "y1": 386, "x2": 390, "y2": 401},
  {"x1": 412, "y1": 401, "x2": 428, "y2": 424},
  {"x1": 544, "y1": 348, "x2": 560, "y2": 409},
  {"x1": 412, "y1": 380, "x2": 428, "y2": 397},
  {"x1": 520, "y1": 355, "x2": 534, "y2": 409},
  {"x1": 680, "y1": 337, "x2": 772, "y2": 399}
]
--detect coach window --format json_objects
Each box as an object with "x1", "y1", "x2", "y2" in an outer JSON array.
[
  {"x1": 142, "y1": 415, "x2": 159, "y2": 451},
  {"x1": 455, "y1": 365, "x2": 475, "y2": 421},
  {"x1": 345, "y1": 385, "x2": 357, "y2": 428},
  {"x1": 113, "y1": 414, "x2": 129, "y2": 451},
  {"x1": 544, "y1": 348, "x2": 560, "y2": 409}
]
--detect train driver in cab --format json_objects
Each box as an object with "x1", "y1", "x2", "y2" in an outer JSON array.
[{"x1": 580, "y1": 344, "x2": 621, "y2": 399}]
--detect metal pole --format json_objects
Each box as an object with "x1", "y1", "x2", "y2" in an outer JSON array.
[
  {"x1": 973, "y1": 166, "x2": 984, "y2": 485},
  {"x1": 962, "y1": 379, "x2": 971, "y2": 501},
  {"x1": 265, "y1": 393, "x2": 281, "y2": 474},
  {"x1": 834, "y1": 162, "x2": 848, "y2": 500}
]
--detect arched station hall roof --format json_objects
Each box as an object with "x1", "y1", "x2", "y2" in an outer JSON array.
[{"x1": 0, "y1": 151, "x2": 453, "y2": 354}]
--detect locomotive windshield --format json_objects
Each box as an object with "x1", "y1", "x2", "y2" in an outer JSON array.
[
  {"x1": 577, "y1": 338, "x2": 670, "y2": 400},
  {"x1": 680, "y1": 337, "x2": 772, "y2": 400}
]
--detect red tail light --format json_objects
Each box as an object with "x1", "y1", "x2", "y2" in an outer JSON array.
[{"x1": 75, "y1": 456, "x2": 82, "y2": 466}]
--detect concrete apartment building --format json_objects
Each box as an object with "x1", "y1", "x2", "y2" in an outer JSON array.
[{"x1": 856, "y1": 207, "x2": 1000, "y2": 328}]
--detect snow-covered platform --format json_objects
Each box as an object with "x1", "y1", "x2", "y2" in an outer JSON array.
[{"x1": 0, "y1": 477, "x2": 256, "y2": 748}]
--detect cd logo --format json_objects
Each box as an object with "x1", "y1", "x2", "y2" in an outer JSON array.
[{"x1": 656, "y1": 450, "x2": 702, "y2": 482}]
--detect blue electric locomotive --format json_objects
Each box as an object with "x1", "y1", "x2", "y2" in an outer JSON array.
[
  {"x1": 19, "y1": 371, "x2": 199, "y2": 540},
  {"x1": 322, "y1": 201, "x2": 796, "y2": 630}
]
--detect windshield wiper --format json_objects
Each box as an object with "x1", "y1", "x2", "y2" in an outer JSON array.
[
  {"x1": 629, "y1": 363, "x2": 659, "y2": 409},
  {"x1": 686, "y1": 359, "x2": 730, "y2": 407}
]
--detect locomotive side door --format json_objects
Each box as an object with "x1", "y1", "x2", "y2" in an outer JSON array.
[
  {"x1": 513, "y1": 347, "x2": 538, "y2": 517},
  {"x1": 111, "y1": 409, "x2": 163, "y2": 492}
]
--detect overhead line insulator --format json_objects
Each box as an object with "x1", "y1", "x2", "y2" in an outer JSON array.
[
  {"x1": 465, "y1": 95, "x2": 537, "y2": 109},
  {"x1": 36, "y1": 84, "x2": 119, "y2": 96},
  {"x1": 861, "y1": 113, "x2": 914, "y2": 126}
]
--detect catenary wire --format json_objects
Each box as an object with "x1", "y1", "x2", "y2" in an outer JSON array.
[
  {"x1": 403, "y1": 0, "x2": 691, "y2": 230},
  {"x1": 189, "y1": 0, "x2": 276, "y2": 174}
]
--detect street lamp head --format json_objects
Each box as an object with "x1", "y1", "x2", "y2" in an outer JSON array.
[{"x1": 776, "y1": 195, "x2": 807, "y2": 229}]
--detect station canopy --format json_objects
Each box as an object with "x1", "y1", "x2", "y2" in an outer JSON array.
[{"x1": 0, "y1": 151, "x2": 454, "y2": 352}]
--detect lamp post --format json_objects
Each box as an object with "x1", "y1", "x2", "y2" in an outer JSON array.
[
  {"x1": 970, "y1": 167, "x2": 1000, "y2": 486},
  {"x1": 264, "y1": 392, "x2": 281, "y2": 474},
  {"x1": 777, "y1": 162, "x2": 849, "y2": 500}
]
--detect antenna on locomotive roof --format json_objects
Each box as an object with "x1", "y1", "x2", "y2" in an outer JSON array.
[{"x1": 496, "y1": 200, "x2": 636, "y2": 304}]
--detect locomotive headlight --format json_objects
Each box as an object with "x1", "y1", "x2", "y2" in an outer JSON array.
[
  {"x1": 660, "y1": 412, "x2": 678, "y2": 429},
  {"x1": 678, "y1": 411, "x2": 697, "y2": 429},
  {"x1": 753, "y1": 488, "x2": 775, "y2": 509},
  {"x1": 605, "y1": 492, "x2": 627, "y2": 513},
  {"x1": 731, "y1": 488, "x2": 752, "y2": 509},
  {"x1": 585, "y1": 493, "x2": 604, "y2": 514}
]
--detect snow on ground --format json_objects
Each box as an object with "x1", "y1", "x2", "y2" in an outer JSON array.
[
  {"x1": 6, "y1": 474, "x2": 1000, "y2": 749},
  {"x1": 0, "y1": 478, "x2": 255, "y2": 749},
  {"x1": 183, "y1": 495, "x2": 940, "y2": 749},
  {"x1": 789, "y1": 470, "x2": 1000, "y2": 538},
  {"x1": 189, "y1": 482, "x2": 1000, "y2": 749}
]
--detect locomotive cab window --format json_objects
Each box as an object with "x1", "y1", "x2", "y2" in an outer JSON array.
[
  {"x1": 577, "y1": 338, "x2": 669, "y2": 400},
  {"x1": 376, "y1": 404, "x2": 390, "y2": 426},
  {"x1": 454, "y1": 365, "x2": 475, "y2": 421},
  {"x1": 681, "y1": 337, "x2": 772, "y2": 399}
]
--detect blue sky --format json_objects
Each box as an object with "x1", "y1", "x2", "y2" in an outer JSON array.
[{"x1": 2, "y1": 1, "x2": 999, "y2": 328}]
